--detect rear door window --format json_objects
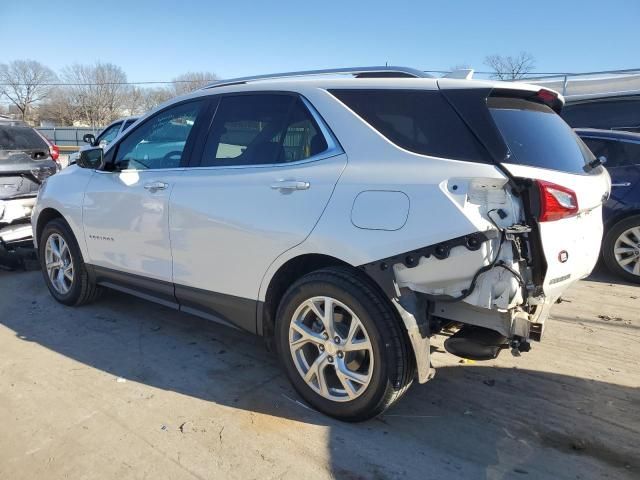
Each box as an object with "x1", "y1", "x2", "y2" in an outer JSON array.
[
  {"x1": 201, "y1": 94, "x2": 328, "y2": 167},
  {"x1": 122, "y1": 119, "x2": 136, "y2": 131},
  {"x1": 488, "y1": 97, "x2": 595, "y2": 174},
  {"x1": 329, "y1": 89, "x2": 490, "y2": 162},
  {"x1": 582, "y1": 137, "x2": 640, "y2": 168},
  {"x1": 562, "y1": 99, "x2": 640, "y2": 132},
  {"x1": 0, "y1": 126, "x2": 49, "y2": 151},
  {"x1": 97, "y1": 122, "x2": 123, "y2": 145}
]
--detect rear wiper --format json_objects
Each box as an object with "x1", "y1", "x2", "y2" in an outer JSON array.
[{"x1": 585, "y1": 155, "x2": 606, "y2": 172}]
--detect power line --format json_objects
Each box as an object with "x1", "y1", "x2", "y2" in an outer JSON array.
[{"x1": 0, "y1": 79, "x2": 217, "y2": 87}]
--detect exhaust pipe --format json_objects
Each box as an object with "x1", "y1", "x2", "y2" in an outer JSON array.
[{"x1": 444, "y1": 326, "x2": 508, "y2": 361}]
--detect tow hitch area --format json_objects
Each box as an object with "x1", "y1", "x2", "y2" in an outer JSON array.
[
  {"x1": 444, "y1": 326, "x2": 507, "y2": 360},
  {"x1": 443, "y1": 325, "x2": 532, "y2": 360}
]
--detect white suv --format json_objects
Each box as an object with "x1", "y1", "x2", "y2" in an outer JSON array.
[{"x1": 32, "y1": 67, "x2": 610, "y2": 421}]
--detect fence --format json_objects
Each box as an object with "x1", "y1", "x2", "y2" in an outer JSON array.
[{"x1": 36, "y1": 127, "x2": 101, "y2": 149}]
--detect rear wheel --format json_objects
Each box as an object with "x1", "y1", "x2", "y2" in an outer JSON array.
[
  {"x1": 602, "y1": 215, "x2": 640, "y2": 284},
  {"x1": 275, "y1": 267, "x2": 415, "y2": 421},
  {"x1": 39, "y1": 218, "x2": 102, "y2": 305}
]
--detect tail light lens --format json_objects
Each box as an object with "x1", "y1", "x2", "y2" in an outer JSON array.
[
  {"x1": 49, "y1": 144, "x2": 60, "y2": 162},
  {"x1": 537, "y1": 180, "x2": 579, "y2": 221}
]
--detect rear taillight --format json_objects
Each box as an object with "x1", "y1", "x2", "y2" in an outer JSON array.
[
  {"x1": 537, "y1": 180, "x2": 579, "y2": 222},
  {"x1": 49, "y1": 144, "x2": 60, "y2": 162}
]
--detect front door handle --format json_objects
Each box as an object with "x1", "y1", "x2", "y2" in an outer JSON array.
[
  {"x1": 270, "y1": 180, "x2": 310, "y2": 191},
  {"x1": 144, "y1": 181, "x2": 169, "y2": 192},
  {"x1": 611, "y1": 182, "x2": 631, "y2": 187}
]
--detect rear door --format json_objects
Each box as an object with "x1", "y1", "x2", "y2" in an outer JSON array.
[
  {"x1": 580, "y1": 135, "x2": 640, "y2": 202},
  {"x1": 169, "y1": 93, "x2": 346, "y2": 332},
  {"x1": 486, "y1": 97, "x2": 610, "y2": 296}
]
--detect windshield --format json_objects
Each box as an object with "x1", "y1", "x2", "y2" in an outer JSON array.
[
  {"x1": 0, "y1": 126, "x2": 49, "y2": 151},
  {"x1": 489, "y1": 97, "x2": 596, "y2": 174}
]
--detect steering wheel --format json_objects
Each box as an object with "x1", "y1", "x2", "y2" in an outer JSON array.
[{"x1": 162, "y1": 151, "x2": 183, "y2": 166}]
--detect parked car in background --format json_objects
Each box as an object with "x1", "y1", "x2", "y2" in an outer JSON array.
[
  {"x1": 576, "y1": 128, "x2": 640, "y2": 283},
  {"x1": 68, "y1": 117, "x2": 138, "y2": 165},
  {"x1": 1, "y1": 123, "x2": 59, "y2": 267},
  {"x1": 32, "y1": 67, "x2": 610, "y2": 421},
  {"x1": 563, "y1": 93, "x2": 640, "y2": 133}
]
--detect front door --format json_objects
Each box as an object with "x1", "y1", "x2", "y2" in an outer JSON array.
[
  {"x1": 83, "y1": 99, "x2": 208, "y2": 299},
  {"x1": 170, "y1": 93, "x2": 347, "y2": 331}
]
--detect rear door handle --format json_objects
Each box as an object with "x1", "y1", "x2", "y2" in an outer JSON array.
[
  {"x1": 144, "y1": 181, "x2": 169, "y2": 192},
  {"x1": 611, "y1": 182, "x2": 631, "y2": 187},
  {"x1": 270, "y1": 180, "x2": 310, "y2": 191}
]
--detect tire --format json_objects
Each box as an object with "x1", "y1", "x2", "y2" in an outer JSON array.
[
  {"x1": 275, "y1": 266, "x2": 415, "y2": 422},
  {"x1": 39, "y1": 218, "x2": 102, "y2": 305},
  {"x1": 602, "y1": 215, "x2": 640, "y2": 284}
]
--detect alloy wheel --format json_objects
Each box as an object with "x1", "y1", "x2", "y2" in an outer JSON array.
[
  {"x1": 45, "y1": 233, "x2": 74, "y2": 294},
  {"x1": 613, "y1": 226, "x2": 640, "y2": 277},
  {"x1": 289, "y1": 296, "x2": 374, "y2": 402}
]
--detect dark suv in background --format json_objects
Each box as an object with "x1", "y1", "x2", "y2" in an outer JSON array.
[
  {"x1": 576, "y1": 128, "x2": 640, "y2": 283},
  {"x1": 0, "y1": 122, "x2": 59, "y2": 267}
]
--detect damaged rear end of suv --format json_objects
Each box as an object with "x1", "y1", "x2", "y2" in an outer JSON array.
[
  {"x1": 286, "y1": 77, "x2": 610, "y2": 416},
  {"x1": 1, "y1": 124, "x2": 58, "y2": 268}
]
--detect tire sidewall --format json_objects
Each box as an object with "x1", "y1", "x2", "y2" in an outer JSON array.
[
  {"x1": 276, "y1": 277, "x2": 398, "y2": 420},
  {"x1": 603, "y1": 215, "x2": 640, "y2": 284},
  {"x1": 39, "y1": 220, "x2": 85, "y2": 305}
]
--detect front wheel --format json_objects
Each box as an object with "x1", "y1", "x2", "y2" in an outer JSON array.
[
  {"x1": 275, "y1": 267, "x2": 415, "y2": 421},
  {"x1": 602, "y1": 215, "x2": 640, "y2": 284},
  {"x1": 39, "y1": 218, "x2": 102, "y2": 305}
]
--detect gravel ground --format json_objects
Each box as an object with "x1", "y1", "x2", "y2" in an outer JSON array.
[{"x1": 0, "y1": 267, "x2": 638, "y2": 480}]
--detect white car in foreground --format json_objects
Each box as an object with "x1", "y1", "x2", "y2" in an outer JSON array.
[{"x1": 32, "y1": 67, "x2": 610, "y2": 421}]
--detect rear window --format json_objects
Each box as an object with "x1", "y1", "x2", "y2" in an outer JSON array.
[
  {"x1": 329, "y1": 89, "x2": 490, "y2": 162},
  {"x1": 488, "y1": 97, "x2": 595, "y2": 174},
  {"x1": 0, "y1": 126, "x2": 49, "y2": 151}
]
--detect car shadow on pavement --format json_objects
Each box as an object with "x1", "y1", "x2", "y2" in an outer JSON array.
[
  {"x1": 0, "y1": 270, "x2": 638, "y2": 479},
  {"x1": 586, "y1": 263, "x2": 639, "y2": 287}
]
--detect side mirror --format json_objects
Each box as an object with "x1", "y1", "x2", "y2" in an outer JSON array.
[
  {"x1": 77, "y1": 147, "x2": 105, "y2": 170},
  {"x1": 82, "y1": 133, "x2": 96, "y2": 145}
]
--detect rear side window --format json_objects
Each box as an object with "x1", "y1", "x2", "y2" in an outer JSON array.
[
  {"x1": 123, "y1": 119, "x2": 136, "y2": 131},
  {"x1": 97, "y1": 122, "x2": 123, "y2": 145},
  {"x1": 562, "y1": 99, "x2": 640, "y2": 133},
  {"x1": 489, "y1": 97, "x2": 595, "y2": 174},
  {"x1": 202, "y1": 94, "x2": 328, "y2": 167},
  {"x1": 329, "y1": 89, "x2": 489, "y2": 162},
  {"x1": 581, "y1": 137, "x2": 640, "y2": 168},
  {"x1": 0, "y1": 126, "x2": 48, "y2": 150}
]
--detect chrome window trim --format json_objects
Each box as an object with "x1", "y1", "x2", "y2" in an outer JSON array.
[{"x1": 185, "y1": 151, "x2": 345, "y2": 172}]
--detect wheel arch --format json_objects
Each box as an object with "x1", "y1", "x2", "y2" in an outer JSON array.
[
  {"x1": 35, "y1": 207, "x2": 66, "y2": 248},
  {"x1": 259, "y1": 253, "x2": 405, "y2": 347},
  {"x1": 260, "y1": 254, "x2": 350, "y2": 341}
]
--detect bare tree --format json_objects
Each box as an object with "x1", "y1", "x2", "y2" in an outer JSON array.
[
  {"x1": 171, "y1": 71, "x2": 217, "y2": 96},
  {"x1": 61, "y1": 62, "x2": 129, "y2": 127},
  {"x1": 0, "y1": 60, "x2": 58, "y2": 121},
  {"x1": 125, "y1": 86, "x2": 173, "y2": 116},
  {"x1": 141, "y1": 87, "x2": 173, "y2": 111},
  {"x1": 37, "y1": 87, "x2": 77, "y2": 126},
  {"x1": 484, "y1": 52, "x2": 536, "y2": 80}
]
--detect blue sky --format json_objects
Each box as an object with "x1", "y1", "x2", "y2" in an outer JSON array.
[{"x1": 1, "y1": 0, "x2": 638, "y2": 82}]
